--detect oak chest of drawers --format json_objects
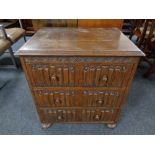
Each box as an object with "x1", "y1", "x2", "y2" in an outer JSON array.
[{"x1": 17, "y1": 28, "x2": 144, "y2": 128}]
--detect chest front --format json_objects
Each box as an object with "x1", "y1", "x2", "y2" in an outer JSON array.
[{"x1": 18, "y1": 28, "x2": 144, "y2": 129}]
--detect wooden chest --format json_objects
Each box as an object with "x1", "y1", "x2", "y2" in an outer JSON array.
[{"x1": 17, "y1": 28, "x2": 144, "y2": 128}]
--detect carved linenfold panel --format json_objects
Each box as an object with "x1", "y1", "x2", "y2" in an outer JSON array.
[
  {"x1": 26, "y1": 63, "x2": 133, "y2": 87},
  {"x1": 39, "y1": 108, "x2": 118, "y2": 122},
  {"x1": 81, "y1": 90, "x2": 120, "y2": 107},
  {"x1": 34, "y1": 89, "x2": 122, "y2": 107},
  {"x1": 24, "y1": 56, "x2": 137, "y2": 64},
  {"x1": 34, "y1": 90, "x2": 75, "y2": 107},
  {"x1": 40, "y1": 109, "x2": 78, "y2": 122}
]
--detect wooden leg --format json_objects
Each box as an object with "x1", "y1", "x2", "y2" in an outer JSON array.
[
  {"x1": 106, "y1": 123, "x2": 116, "y2": 129},
  {"x1": 41, "y1": 123, "x2": 53, "y2": 129}
]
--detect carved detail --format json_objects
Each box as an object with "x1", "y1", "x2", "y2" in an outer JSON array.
[
  {"x1": 28, "y1": 63, "x2": 131, "y2": 87},
  {"x1": 82, "y1": 90, "x2": 120, "y2": 107},
  {"x1": 25, "y1": 56, "x2": 134, "y2": 63}
]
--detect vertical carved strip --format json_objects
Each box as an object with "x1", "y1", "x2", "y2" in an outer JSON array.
[
  {"x1": 63, "y1": 67, "x2": 69, "y2": 85},
  {"x1": 69, "y1": 67, "x2": 75, "y2": 86},
  {"x1": 43, "y1": 92, "x2": 50, "y2": 106},
  {"x1": 121, "y1": 65, "x2": 133, "y2": 87},
  {"x1": 63, "y1": 110, "x2": 67, "y2": 121},
  {"x1": 53, "y1": 110, "x2": 57, "y2": 121},
  {"x1": 112, "y1": 66, "x2": 122, "y2": 87},
  {"x1": 26, "y1": 64, "x2": 36, "y2": 86},
  {"x1": 59, "y1": 92, "x2": 65, "y2": 107},
  {"x1": 43, "y1": 68, "x2": 51, "y2": 86},
  {"x1": 53, "y1": 92, "x2": 60, "y2": 107},
  {"x1": 70, "y1": 91, "x2": 75, "y2": 107},
  {"x1": 30, "y1": 69, "x2": 37, "y2": 86},
  {"x1": 93, "y1": 92, "x2": 98, "y2": 107},
  {"x1": 83, "y1": 91, "x2": 88, "y2": 106},
  {"x1": 72, "y1": 110, "x2": 76, "y2": 121},
  {"x1": 88, "y1": 67, "x2": 92, "y2": 86},
  {"x1": 78, "y1": 68, "x2": 83, "y2": 86},
  {"x1": 49, "y1": 92, "x2": 54, "y2": 106},
  {"x1": 95, "y1": 67, "x2": 101, "y2": 86},
  {"x1": 65, "y1": 92, "x2": 70, "y2": 107},
  {"x1": 89, "y1": 67, "x2": 95, "y2": 85},
  {"x1": 82, "y1": 110, "x2": 86, "y2": 121},
  {"x1": 100, "y1": 66, "x2": 108, "y2": 86},
  {"x1": 75, "y1": 68, "x2": 79, "y2": 86},
  {"x1": 83, "y1": 67, "x2": 89, "y2": 86},
  {"x1": 90, "y1": 110, "x2": 95, "y2": 121},
  {"x1": 50, "y1": 66, "x2": 56, "y2": 85},
  {"x1": 104, "y1": 92, "x2": 109, "y2": 106},
  {"x1": 87, "y1": 110, "x2": 91, "y2": 121},
  {"x1": 88, "y1": 92, "x2": 93, "y2": 106},
  {"x1": 101, "y1": 110, "x2": 105, "y2": 121},
  {"x1": 35, "y1": 91, "x2": 42, "y2": 106},
  {"x1": 37, "y1": 68, "x2": 44, "y2": 86},
  {"x1": 67, "y1": 110, "x2": 71, "y2": 121},
  {"x1": 57, "y1": 67, "x2": 63, "y2": 86},
  {"x1": 57, "y1": 110, "x2": 62, "y2": 121},
  {"x1": 107, "y1": 68, "x2": 114, "y2": 86},
  {"x1": 108, "y1": 92, "x2": 115, "y2": 107}
]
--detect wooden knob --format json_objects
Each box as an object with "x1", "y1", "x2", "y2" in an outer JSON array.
[
  {"x1": 51, "y1": 75, "x2": 56, "y2": 80},
  {"x1": 55, "y1": 98, "x2": 61, "y2": 104},
  {"x1": 58, "y1": 115, "x2": 62, "y2": 120},
  {"x1": 97, "y1": 99, "x2": 103, "y2": 104},
  {"x1": 95, "y1": 114, "x2": 100, "y2": 120},
  {"x1": 102, "y1": 75, "x2": 107, "y2": 81}
]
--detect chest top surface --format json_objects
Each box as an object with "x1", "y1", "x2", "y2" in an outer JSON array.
[{"x1": 17, "y1": 27, "x2": 144, "y2": 56}]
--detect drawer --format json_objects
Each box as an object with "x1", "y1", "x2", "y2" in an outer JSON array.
[
  {"x1": 33, "y1": 88, "x2": 124, "y2": 108},
  {"x1": 39, "y1": 108, "x2": 119, "y2": 123},
  {"x1": 25, "y1": 57, "x2": 133, "y2": 87},
  {"x1": 34, "y1": 89, "x2": 76, "y2": 107}
]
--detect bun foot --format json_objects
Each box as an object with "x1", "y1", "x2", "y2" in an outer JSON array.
[
  {"x1": 107, "y1": 123, "x2": 116, "y2": 129},
  {"x1": 41, "y1": 123, "x2": 52, "y2": 129}
]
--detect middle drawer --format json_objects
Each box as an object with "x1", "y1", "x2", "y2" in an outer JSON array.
[{"x1": 33, "y1": 88, "x2": 124, "y2": 108}]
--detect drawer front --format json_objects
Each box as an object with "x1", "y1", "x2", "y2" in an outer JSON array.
[
  {"x1": 34, "y1": 89, "x2": 76, "y2": 107},
  {"x1": 33, "y1": 88, "x2": 124, "y2": 108},
  {"x1": 24, "y1": 57, "x2": 134, "y2": 87},
  {"x1": 39, "y1": 108, "x2": 119, "y2": 123}
]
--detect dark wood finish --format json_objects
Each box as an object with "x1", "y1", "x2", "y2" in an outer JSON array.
[
  {"x1": 17, "y1": 28, "x2": 143, "y2": 56},
  {"x1": 17, "y1": 28, "x2": 144, "y2": 128}
]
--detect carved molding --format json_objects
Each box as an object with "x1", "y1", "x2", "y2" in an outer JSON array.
[{"x1": 24, "y1": 56, "x2": 134, "y2": 63}]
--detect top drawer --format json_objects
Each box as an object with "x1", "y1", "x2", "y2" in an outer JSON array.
[{"x1": 24, "y1": 56, "x2": 136, "y2": 87}]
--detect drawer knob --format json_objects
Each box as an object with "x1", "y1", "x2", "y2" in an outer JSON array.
[
  {"x1": 95, "y1": 114, "x2": 100, "y2": 120},
  {"x1": 58, "y1": 115, "x2": 62, "y2": 120},
  {"x1": 55, "y1": 98, "x2": 61, "y2": 104},
  {"x1": 51, "y1": 75, "x2": 59, "y2": 81},
  {"x1": 97, "y1": 99, "x2": 103, "y2": 104},
  {"x1": 102, "y1": 75, "x2": 108, "y2": 81}
]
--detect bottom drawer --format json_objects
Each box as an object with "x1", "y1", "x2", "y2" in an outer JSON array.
[{"x1": 39, "y1": 108, "x2": 119, "y2": 123}]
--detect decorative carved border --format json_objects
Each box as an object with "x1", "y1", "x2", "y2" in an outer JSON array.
[{"x1": 24, "y1": 56, "x2": 135, "y2": 63}]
